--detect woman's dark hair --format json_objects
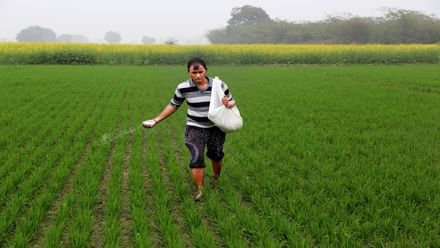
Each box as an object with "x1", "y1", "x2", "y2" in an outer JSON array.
[{"x1": 187, "y1": 57, "x2": 207, "y2": 71}]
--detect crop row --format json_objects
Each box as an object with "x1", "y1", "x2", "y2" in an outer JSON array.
[
  {"x1": 1, "y1": 65, "x2": 439, "y2": 246},
  {"x1": 0, "y1": 43, "x2": 439, "y2": 64}
]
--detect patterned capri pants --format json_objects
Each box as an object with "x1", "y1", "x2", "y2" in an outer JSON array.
[{"x1": 184, "y1": 125, "x2": 226, "y2": 168}]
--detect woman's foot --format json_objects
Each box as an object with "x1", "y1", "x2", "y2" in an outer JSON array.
[
  {"x1": 194, "y1": 188, "x2": 203, "y2": 202},
  {"x1": 211, "y1": 175, "x2": 219, "y2": 189}
]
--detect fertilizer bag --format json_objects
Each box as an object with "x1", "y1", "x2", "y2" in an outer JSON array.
[{"x1": 208, "y1": 77, "x2": 243, "y2": 133}]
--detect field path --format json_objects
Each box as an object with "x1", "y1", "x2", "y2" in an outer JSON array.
[
  {"x1": 32, "y1": 142, "x2": 93, "y2": 248},
  {"x1": 141, "y1": 134, "x2": 164, "y2": 247},
  {"x1": 156, "y1": 130, "x2": 192, "y2": 247},
  {"x1": 88, "y1": 135, "x2": 118, "y2": 248},
  {"x1": 169, "y1": 130, "x2": 226, "y2": 247},
  {"x1": 120, "y1": 103, "x2": 136, "y2": 247}
]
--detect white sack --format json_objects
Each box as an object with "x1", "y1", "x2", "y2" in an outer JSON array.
[{"x1": 208, "y1": 77, "x2": 243, "y2": 133}]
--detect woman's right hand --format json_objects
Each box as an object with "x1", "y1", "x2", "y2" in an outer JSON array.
[{"x1": 142, "y1": 119, "x2": 157, "y2": 128}]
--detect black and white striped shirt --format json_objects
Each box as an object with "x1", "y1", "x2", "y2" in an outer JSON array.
[{"x1": 170, "y1": 77, "x2": 233, "y2": 128}]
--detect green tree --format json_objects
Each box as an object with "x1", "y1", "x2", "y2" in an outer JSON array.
[
  {"x1": 206, "y1": 28, "x2": 229, "y2": 44},
  {"x1": 207, "y1": 5, "x2": 273, "y2": 44},
  {"x1": 104, "y1": 31, "x2": 122, "y2": 44},
  {"x1": 374, "y1": 9, "x2": 440, "y2": 43},
  {"x1": 227, "y1": 5, "x2": 272, "y2": 27},
  {"x1": 57, "y1": 34, "x2": 88, "y2": 43},
  {"x1": 71, "y1": 35, "x2": 88, "y2": 43},
  {"x1": 164, "y1": 38, "x2": 178, "y2": 45},
  {"x1": 57, "y1": 34, "x2": 73, "y2": 42},
  {"x1": 327, "y1": 16, "x2": 372, "y2": 43},
  {"x1": 207, "y1": 6, "x2": 440, "y2": 44},
  {"x1": 141, "y1": 36, "x2": 156, "y2": 44},
  {"x1": 16, "y1": 26, "x2": 57, "y2": 42}
]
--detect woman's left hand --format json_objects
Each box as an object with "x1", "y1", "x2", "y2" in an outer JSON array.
[{"x1": 222, "y1": 96, "x2": 235, "y2": 109}]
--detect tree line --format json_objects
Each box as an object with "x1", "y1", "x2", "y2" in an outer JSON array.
[
  {"x1": 15, "y1": 27, "x2": 157, "y2": 44},
  {"x1": 207, "y1": 5, "x2": 440, "y2": 44},
  {"x1": 13, "y1": 5, "x2": 440, "y2": 44}
]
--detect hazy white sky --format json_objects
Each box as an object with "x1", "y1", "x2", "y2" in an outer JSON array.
[{"x1": 1, "y1": 0, "x2": 439, "y2": 43}]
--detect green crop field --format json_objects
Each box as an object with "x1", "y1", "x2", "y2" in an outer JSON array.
[{"x1": 1, "y1": 64, "x2": 439, "y2": 247}]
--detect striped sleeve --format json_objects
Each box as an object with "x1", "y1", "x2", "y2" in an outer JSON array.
[
  {"x1": 221, "y1": 80, "x2": 233, "y2": 100},
  {"x1": 170, "y1": 86, "x2": 185, "y2": 108}
]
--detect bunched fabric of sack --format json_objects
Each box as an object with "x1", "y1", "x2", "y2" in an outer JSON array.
[{"x1": 208, "y1": 77, "x2": 243, "y2": 133}]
